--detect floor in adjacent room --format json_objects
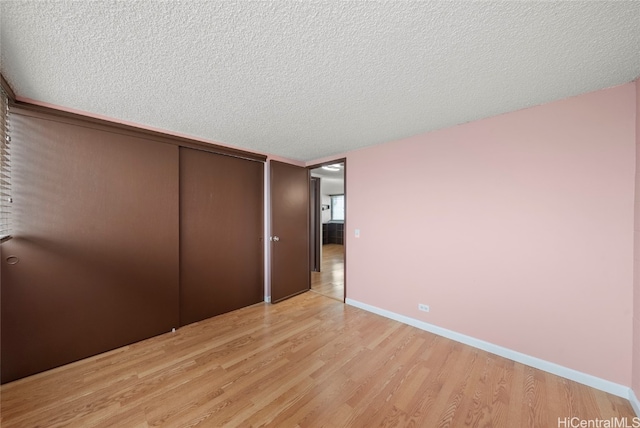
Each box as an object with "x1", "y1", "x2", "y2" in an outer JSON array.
[
  {"x1": 311, "y1": 243, "x2": 344, "y2": 301},
  {"x1": 0, "y1": 291, "x2": 635, "y2": 427}
]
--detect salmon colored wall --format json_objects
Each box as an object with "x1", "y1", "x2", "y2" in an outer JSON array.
[
  {"x1": 634, "y1": 79, "x2": 640, "y2": 395},
  {"x1": 345, "y1": 83, "x2": 636, "y2": 386}
]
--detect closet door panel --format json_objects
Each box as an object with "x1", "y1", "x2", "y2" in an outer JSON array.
[
  {"x1": 1, "y1": 112, "x2": 179, "y2": 384},
  {"x1": 179, "y1": 148, "x2": 263, "y2": 326}
]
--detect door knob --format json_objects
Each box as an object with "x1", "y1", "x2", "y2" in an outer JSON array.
[{"x1": 270, "y1": 236, "x2": 280, "y2": 242}]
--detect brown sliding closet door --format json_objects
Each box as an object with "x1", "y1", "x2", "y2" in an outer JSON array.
[
  {"x1": 1, "y1": 110, "x2": 179, "y2": 384},
  {"x1": 179, "y1": 148, "x2": 263, "y2": 326}
]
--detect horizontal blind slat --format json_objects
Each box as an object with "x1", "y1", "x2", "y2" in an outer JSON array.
[{"x1": 0, "y1": 86, "x2": 11, "y2": 237}]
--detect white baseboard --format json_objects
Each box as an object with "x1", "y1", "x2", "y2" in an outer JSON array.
[
  {"x1": 630, "y1": 389, "x2": 640, "y2": 417},
  {"x1": 346, "y1": 298, "x2": 632, "y2": 400},
  {"x1": 265, "y1": 295, "x2": 271, "y2": 303}
]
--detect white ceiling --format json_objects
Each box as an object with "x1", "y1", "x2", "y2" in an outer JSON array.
[
  {"x1": 310, "y1": 163, "x2": 344, "y2": 180},
  {"x1": 1, "y1": 1, "x2": 639, "y2": 162}
]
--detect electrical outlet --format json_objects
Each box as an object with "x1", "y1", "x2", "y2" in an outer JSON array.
[{"x1": 418, "y1": 303, "x2": 429, "y2": 312}]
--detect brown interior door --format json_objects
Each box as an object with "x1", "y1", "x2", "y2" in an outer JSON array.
[
  {"x1": 180, "y1": 148, "x2": 264, "y2": 325},
  {"x1": 270, "y1": 160, "x2": 310, "y2": 302},
  {"x1": 1, "y1": 111, "x2": 180, "y2": 384}
]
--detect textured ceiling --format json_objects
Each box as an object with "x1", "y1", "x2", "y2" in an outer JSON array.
[{"x1": 1, "y1": 1, "x2": 640, "y2": 162}]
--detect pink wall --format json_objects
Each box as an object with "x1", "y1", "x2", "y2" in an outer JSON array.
[
  {"x1": 634, "y1": 79, "x2": 640, "y2": 395},
  {"x1": 345, "y1": 83, "x2": 636, "y2": 386}
]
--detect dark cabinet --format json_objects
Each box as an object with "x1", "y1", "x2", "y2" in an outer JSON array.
[{"x1": 322, "y1": 222, "x2": 344, "y2": 245}]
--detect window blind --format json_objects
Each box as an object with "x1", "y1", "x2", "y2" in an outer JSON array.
[{"x1": 0, "y1": 86, "x2": 11, "y2": 239}]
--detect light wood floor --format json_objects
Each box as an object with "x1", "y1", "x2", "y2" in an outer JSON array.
[
  {"x1": 0, "y1": 292, "x2": 635, "y2": 427},
  {"x1": 311, "y1": 244, "x2": 344, "y2": 301}
]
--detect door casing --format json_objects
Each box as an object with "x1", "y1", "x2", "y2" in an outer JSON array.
[{"x1": 310, "y1": 176, "x2": 321, "y2": 272}]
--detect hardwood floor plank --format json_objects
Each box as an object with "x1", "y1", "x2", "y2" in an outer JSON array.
[
  {"x1": 435, "y1": 347, "x2": 482, "y2": 427},
  {"x1": 457, "y1": 353, "x2": 495, "y2": 427},
  {"x1": 489, "y1": 357, "x2": 514, "y2": 427},
  {"x1": 505, "y1": 356, "x2": 525, "y2": 427},
  {"x1": 1, "y1": 291, "x2": 636, "y2": 427}
]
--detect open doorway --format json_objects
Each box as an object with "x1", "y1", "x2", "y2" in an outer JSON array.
[{"x1": 309, "y1": 160, "x2": 345, "y2": 302}]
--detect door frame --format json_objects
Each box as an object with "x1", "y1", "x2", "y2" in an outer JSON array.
[
  {"x1": 307, "y1": 158, "x2": 346, "y2": 303},
  {"x1": 310, "y1": 176, "x2": 321, "y2": 272}
]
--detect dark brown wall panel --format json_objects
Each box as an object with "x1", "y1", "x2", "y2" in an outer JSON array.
[
  {"x1": 1, "y1": 113, "x2": 179, "y2": 383},
  {"x1": 179, "y1": 148, "x2": 263, "y2": 326}
]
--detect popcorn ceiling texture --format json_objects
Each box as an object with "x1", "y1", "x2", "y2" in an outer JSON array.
[{"x1": 1, "y1": 1, "x2": 639, "y2": 161}]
